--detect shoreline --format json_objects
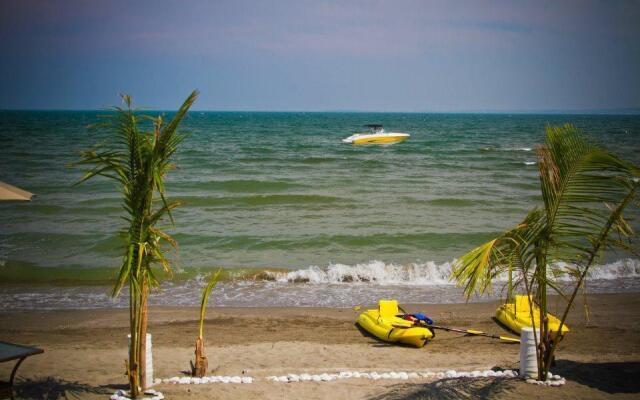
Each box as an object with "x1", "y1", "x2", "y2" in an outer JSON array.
[{"x1": 1, "y1": 293, "x2": 639, "y2": 399}]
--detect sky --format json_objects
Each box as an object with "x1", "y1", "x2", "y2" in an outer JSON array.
[{"x1": 0, "y1": 0, "x2": 639, "y2": 112}]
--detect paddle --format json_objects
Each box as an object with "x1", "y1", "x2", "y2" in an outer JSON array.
[
  {"x1": 391, "y1": 314, "x2": 519, "y2": 343},
  {"x1": 430, "y1": 325, "x2": 520, "y2": 343}
]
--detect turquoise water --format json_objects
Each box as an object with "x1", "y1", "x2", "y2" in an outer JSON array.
[{"x1": 0, "y1": 111, "x2": 639, "y2": 308}]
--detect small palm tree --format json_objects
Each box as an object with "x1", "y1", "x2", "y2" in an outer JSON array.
[
  {"x1": 192, "y1": 268, "x2": 223, "y2": 377},
  {"x1": 75, "y1": 91, "x2": 198, "y2": 397},
  {"x1": 452, "y1": 124, "x2": 639, "y2": 381}
]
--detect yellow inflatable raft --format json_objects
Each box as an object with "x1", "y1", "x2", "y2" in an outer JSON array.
[
  {"x1": 496, "y1": 295, "x2": 569, "y2": 338},
  {"x1": 356, "y1": 300, "x2": 434, "y2": 348}
]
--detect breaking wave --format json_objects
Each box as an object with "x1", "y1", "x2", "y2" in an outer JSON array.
[{"x1": 259, "y1": 258, "x2": 640, "y2": 286}]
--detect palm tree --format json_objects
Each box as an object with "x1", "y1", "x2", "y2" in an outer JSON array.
[
  {"x1": 75, "y1": 91, "x2": 198, "y2": 397},
  {"x1": 452, "y1": 124, "x2": 639, "y2": 381},
  {"x1": 192, "y1": 268, "x2": 223, "y2": 377}
]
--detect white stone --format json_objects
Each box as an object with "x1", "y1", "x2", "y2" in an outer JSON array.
[
  {"x1": 191, "y1": 377, "x2": 201, "y2": 384},
  {"x1": 436, "y1": 372, "x2": 445, "y2": 379},
  {"x1": 220, "y1": 376, "x2": 231, "y2": 383},
  {"x1": 389, "y1": 372, "x2": 400, "y2": 379},
  {"x1": 287, "y1": 374, "x2": 299, "y2": 382},
  {"x1": 110, "y1": 395, "x2": 119, "y2": 400},
  {"x1": 445, "y1": 370, "x2": 457, "y2": 378},
  {"x1": 300, "y1": 374, "x2": 312, "y2": 381},
  {"x1": 241, "y1": 377, "x2": 253, "y2": 384},
  {"x1": 370, "y1": 372, "x2": 380, "y2": 380},
  {"x1": 230, "y1": 376, "x2": 242, "y2": 384},
  {"x1": 381, "y1": 373, "x2": 391, "y2": 379},
  {"x1": 398, "y1": 372, "x2": 409, "y2": 380},
  {"x1": 360, "y1": 372, "x2": 370, "y2": 379},
  {"x1": 312, "y1": 375, "x2": 322, "y2": 382},
  {"x1": 352, "y1": 372, "x2": 361, "y2": 378},
  {"x1": 320, "y1": 373, "x2": 332, "y2": 381},
  {"x1": 408, "y1": 372, "x2": 419, "y2": 379}
]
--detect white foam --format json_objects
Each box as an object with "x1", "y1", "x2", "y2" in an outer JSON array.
[
  {"x1": 267, "y1": 260, "x2": 455, "y2": 285},
  {"x1": 264, "y1": 258, "x2": 640, "y2": 286}
]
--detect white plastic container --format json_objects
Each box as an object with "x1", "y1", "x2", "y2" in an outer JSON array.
[
  {"x1": 519, "y1": 327, "x2": 538, "y2": 378},
  {"x1": 127, "y1": 333, "x2": 153, "y2": 388}
]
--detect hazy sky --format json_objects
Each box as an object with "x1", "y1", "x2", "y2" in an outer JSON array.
[{"x1": 1, "y1": 0, "x2": 639, "y2": 111}]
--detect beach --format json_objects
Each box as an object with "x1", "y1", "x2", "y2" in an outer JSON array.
[{"x1": 1, "y1": 293, "x2": 639, "y2": 399}]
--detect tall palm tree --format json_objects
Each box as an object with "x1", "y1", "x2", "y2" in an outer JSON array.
[
  {"x1": 75, "y1": 91, "x2": 198, "y2": 397},
  {"x1": 452, "y1": 124, "x2": 639, "y2": 380}
]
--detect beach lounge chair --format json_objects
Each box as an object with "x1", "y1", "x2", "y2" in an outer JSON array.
[{"x1": 0, "y1": 341, "x2": 44, "y2": 387}]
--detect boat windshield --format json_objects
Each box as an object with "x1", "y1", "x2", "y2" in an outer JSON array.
[{"x1": 364, "y1": 124, "x2": 384, "y2": 134}]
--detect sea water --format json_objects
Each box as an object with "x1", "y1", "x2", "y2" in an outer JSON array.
[{"x1": 0, "y1": 111, "x2": 639, "y2": 309}]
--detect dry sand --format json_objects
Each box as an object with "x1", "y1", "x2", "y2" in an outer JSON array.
[{"x1": 1, "y1": 293, "x2": 639, "y2": 399}]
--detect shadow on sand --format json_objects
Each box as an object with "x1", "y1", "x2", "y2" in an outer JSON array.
[
  {"x1": 3, "y1": 377, "x2": 121, "y2": 400},
  {"x1": 554, "y1": 360, "x2": 640, "y2": 394},
  {"x1": 367, "y1": 377, "x2": 517, "y2": 400}
]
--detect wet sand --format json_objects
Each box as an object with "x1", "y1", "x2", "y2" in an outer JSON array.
[{"x1": 1, "y1": 293, "x2": 639, "y2": 399}]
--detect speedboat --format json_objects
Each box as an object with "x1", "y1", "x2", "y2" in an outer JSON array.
[{"x1": 342, "y1": 124, "x2": 410, "y2": 145}]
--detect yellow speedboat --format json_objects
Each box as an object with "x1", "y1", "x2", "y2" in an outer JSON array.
[
  {"x1": 496, "y1": 295, "x2": 569, "y2": 338},
  {"x1": 356, "y1": 300, "x2": 434, "y2": 347},
  {"x1": 342, "y1": 124, "x2": 409, "y2": 145}
]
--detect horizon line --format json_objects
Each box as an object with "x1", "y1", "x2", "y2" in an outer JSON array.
[{"x1": 1, "y1": 108, "x2": 639, "y2": 116}]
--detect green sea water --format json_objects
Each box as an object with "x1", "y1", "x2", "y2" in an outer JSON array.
[{"x1": 0, "y1": 111, "x2": 639, "y2": 308}]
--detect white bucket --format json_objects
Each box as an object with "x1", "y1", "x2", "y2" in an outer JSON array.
[
  {"x1": 127, "y1": 333, "x2": 154, "y2": 388},
  {"x1": 519, "y1": 327, "x2": 538, "y2": 378}
]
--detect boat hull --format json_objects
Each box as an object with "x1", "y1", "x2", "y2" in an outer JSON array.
[
  {"x1": 496, "y1": 295, "x2": 569, "y2": 339},
  {"x1": 343, "y1": 133, "x2": 410, "y2": 145},
  {"x1": 357, "y1": 309, "x2": 433, "y2": 348}
]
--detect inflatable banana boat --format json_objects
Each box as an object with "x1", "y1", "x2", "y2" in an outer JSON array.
[
  {"x1": 356, "y1": 300, "x2": 434, "y2": 348},
  {"x1": 496, "y1": 295, "x2": 569, "y2": 338}
]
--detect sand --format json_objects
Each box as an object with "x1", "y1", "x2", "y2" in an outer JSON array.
[{"x1": 1, "y1": 293, "x2": 639, "y2": 399}]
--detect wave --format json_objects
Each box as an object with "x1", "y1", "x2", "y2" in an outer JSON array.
[
  {"x1": 523, "y1": 161, "x2": 536, "y2": 165},
  {"x1": 176, "y1": 194, "x2": 345, "y2": 207},
  {"x1": 480, "y1": 146, "x2": 533, "y2": 152},
  {"x1": 174, "y1": 179, "x2": 304, "y2": 193},
  {"x1": 258, "y1": 258, "x2": 640, "y2": 285},
  {"x1": 2, "y1": 258, "x2": 638, "y2": 287},
  {"x1": 264, "y1": 260, "x2": 454, "y2": 285},
  {"x1": 424, "y1": 198, "x2": 491, "y2": 207}
]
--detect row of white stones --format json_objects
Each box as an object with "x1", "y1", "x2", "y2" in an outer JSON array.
[
  {"x1": 266, "y1": 369, "x2": 519, "y2": 382},
  {"x1": 110, "y1": 389, "x2": 163, "y2": 400},
  {"x1": 152, "y1": 369, "x2": 565, "y2": 387},
  {"x1": 157, "y1": 376, "x2": 254, "y2": 385}
]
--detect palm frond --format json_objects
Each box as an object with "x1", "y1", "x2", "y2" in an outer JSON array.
[{"x1": 199, "y1": 268, "x2": 223, "y2": 339}]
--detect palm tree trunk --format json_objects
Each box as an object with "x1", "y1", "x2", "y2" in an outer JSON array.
[
  {"x1": 129, "y1": 274, "x2": 140, "y2": 398},
  {"x1": 139, "y1": 279, "x2": 149, "y2": 390},
  {"x1": 535, "y1": 246, "x2": 549, "y2": 381}
]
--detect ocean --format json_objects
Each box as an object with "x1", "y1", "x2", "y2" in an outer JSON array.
[{"x1": 1, "y1": 111, "x2": 639, "y2": 310}]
